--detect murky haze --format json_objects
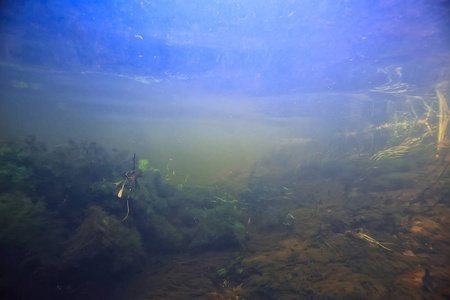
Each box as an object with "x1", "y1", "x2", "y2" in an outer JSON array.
[{"x1": 1, "y1": 63, "x2": 341, "y2": 185}]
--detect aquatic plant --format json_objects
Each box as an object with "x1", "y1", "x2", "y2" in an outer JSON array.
[
  {"x1": 370, "y1": 132, "x2": 429, "y2": 161},
  {"x1": 351, "y1": 232, "x2": 393, "y2": 251},
  {"x1": 0, "y1": 192, "x2": 64, "y2": 289},
  {"x1": 216, "y1": 254, "x2": 244, "y2": 280},
  {"x1": 0, "y1": 161, "x2": 33, "y2": 190},
  {"x1": 370, "y1": 89, "x2": 450, "y2": 162},
  {"x1": 188, "y1": 198, "x2": 246, "y2": 251},
  {"x1": 212, "y1": 193, "x2": 240, "y2": 206},
  {"x1": 0, "y1": 141, "x2": 37, "y2": 193},
  {"x1": 141, "y1": 213, "x2": 186, "y2": 252},
  {"x1": 63, "y1": 205, "x2": 145, "y2": 273},
  {"x1": 89, "y1": 178, "x2": 116, "y2": 198},
  {"x1": 370, "y1": 96, "x2": 435, "y2": 163},
  {"x1": 138, "y1": 159, "x2": 149, "y2": 171},
  {"x1": 0, "y1": 191, "x2": 64, "y2": 271},
  {"x1": 232, "y1": 221, "x2": 247, "y2": 245},
  {"x1": 1, "y1": 136, "x2": 257, "y2": 295},
  {"x1": 16, "y1": 138, "x2": 128, "y2": 214},
  {"x1": 217, "y1": 268, "x2": 228, "y2": 277},
  {"x1": 436, "y1": 89, "x2": 449, "y2": 155}
]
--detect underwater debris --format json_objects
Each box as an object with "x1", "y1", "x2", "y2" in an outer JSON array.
[{"x1": 114, "y1": 153, "x2": 142, "y2": 221}]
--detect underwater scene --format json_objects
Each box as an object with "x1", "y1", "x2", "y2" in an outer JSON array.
[{"x1": 1, "y1": 1, "x2": 450, "y2": 299}]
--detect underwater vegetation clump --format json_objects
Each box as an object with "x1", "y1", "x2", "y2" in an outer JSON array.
[
  {"x1": 370, "y1": 111, "x2": 430, "y2": 162},
  {"x1": 63, "y1": 205, "x2": 145, "y2": 273},
  {"x1": 1, "y1": 97, "x2": 448, "y2": 299},
  {"x1": 0, "y1": 191, "x2": 65, "y2": 298},
  {"x1": 134, "y1": 185, "x2": 248, "y2": 253},
  {"x1": 0, "y1": 136, "x2": 254, "y2": 297},
  {"x1": 0, "y1": 139, "x2": 38, "y2": 193},
  {"x1": 188, "y1": 201, "x2": 246, "y2": 251},
  {"x1": 370, "y1": 132, "x2": 430, "y2": 162},
  {"x1": 370, "y1": 85, "x2": 449, "y2": 163},
  {"x1": 0, "y1": 192, "x2": 64, "y2": 265}
]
